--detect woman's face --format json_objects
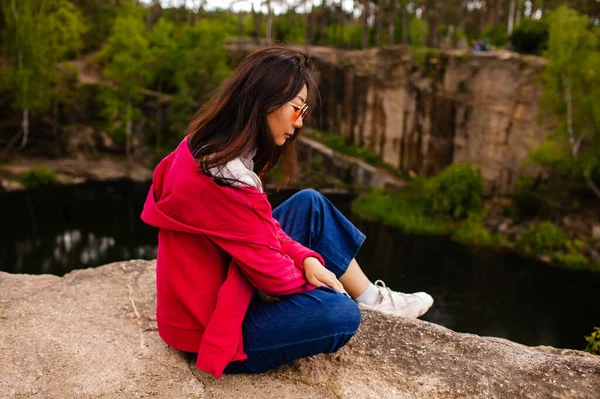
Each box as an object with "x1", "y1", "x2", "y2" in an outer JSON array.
[{"x1": 267, "y1": 84, "x2": 308, "y2": 146}]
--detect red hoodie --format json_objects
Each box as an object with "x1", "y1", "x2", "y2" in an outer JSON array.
[{"x1": 141, "y1": 137, "x2": 322, "y2": 378}]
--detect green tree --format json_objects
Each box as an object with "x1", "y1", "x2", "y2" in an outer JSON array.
[
  {"x1": 166, "y1": 20, "x2": 232, "y2": 142},
  {"x1": 146, "y1": 17, "x2": 177, "y2": 151},
  {"x1": 148, "y1": 17, "x2": 177, "y2": 94},
  {"x1": 71, "y1": 0, "x2": 121, "y2": 52},
  {"x1": 97, "y1": 5, "x2": 153, "y2": 158},
  {"x1": 509, "y1": 18, "x2": 549, "y2": 54},
  {"x1": 1, "y1": 0, "x2": 85, "y2": 150},
  {"x1": 46, "y1": 1, "x2": 86, "y2": 143},
  {"x1": 409, "y1": 17, "x2": 429, "y2": 47},
  {"x1": 539, "y1": 6, "x2": 600, "y2": 200}
]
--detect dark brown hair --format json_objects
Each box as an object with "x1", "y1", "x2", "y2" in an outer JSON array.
[{"x1": 186, "y1": 45, "x2": 318, "y2": 189}]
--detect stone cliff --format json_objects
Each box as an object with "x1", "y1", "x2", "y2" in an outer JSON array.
[
  {"x1": 1, "y1": 260, "x2": 598, "y2": 398},
  {"x1": 229, "y1": 44, "x2": 552, "y2": 194}
]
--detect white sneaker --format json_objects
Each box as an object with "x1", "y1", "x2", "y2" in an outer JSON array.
[{"x1": 358, "y1": 280, "x2": 434, "y2": 319}]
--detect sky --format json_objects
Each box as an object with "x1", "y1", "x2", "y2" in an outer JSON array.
[
  {"x1": 139, "y1": 1, "x2": 546, "y2": 19},
  {"x1": 139, "y1": 0, "x2": 358, "y2": 16}
]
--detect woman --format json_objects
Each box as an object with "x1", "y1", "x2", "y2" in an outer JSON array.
[{"x1": 141, "y1": 46, "x2": 433, "y2": 378}]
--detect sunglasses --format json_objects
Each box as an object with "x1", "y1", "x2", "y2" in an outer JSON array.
[{"x1": 288, "y1": 101, "x2": 308, "y2": 121}]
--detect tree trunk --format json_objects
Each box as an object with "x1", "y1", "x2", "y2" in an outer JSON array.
[
  {"x1": 515, "y1": 0, "x2": 522, "y2": 27},
  {"x1": 388, "y1": 0, "x2": 398, "y2": 45},
  {"x1": 187, "y1": 0, "x2": 194, "y2": 25},
  {"x1": 238, "y1": 10, "x2": 244, "y2": 43},
  {"x1": 427, "y1": 0, "x2": 438, "y2": 48},
  {"x1": 19, "y1": 108, "x2": 29, "y2": 149},
  {"x1": 487, "y1": 0, "x2": 501, "y2": 26},
  {"x1": 565, "y1": 76, "x2": 600, "y2": 201},
  {"x1": 339, "y1": 0, "x2": 346, "y2": 47},
  {"x1": 376, "y1": 0, "x2": 384, "y2": 47},
  {"x1": 507, "y1": 0, "x2": 515, "y2": 35},
  {"x1": 125, "y1": 102, "x2": 132, "y2": 159},
  {"x1": 565, "y1": 77, "x2": 576, "y2": 159},
  {"x1": 265, "y1": 0, "x2": 273, "y2": 45},
  {"x1": 252, "y1": 4, "x2": 261, "y2": 44},
  {"x1": 52, "y1": 98, "x2": 59, "y2": 152},
  {"x1": 584, "y1": 168, "x2": 600, "y2": 200},
  {"x1": 157, "y1": 74, "x2": 164, "y2": 151},
  {"x1": 361, "y1": 0, "x2": 369, "y2": 48},
  {"x1": 402, "y1": 2, "x2": 408, "y2": 45},
  {"x1": 305, "y1": 0, "x2": 313, "y2": 45}
]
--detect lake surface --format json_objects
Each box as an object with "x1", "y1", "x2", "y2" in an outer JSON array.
[{"x1": 1, "y1": 180, "x2": 599, "y2": 351}]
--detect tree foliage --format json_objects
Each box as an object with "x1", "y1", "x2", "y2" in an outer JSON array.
[
  {"x1": 509, "y1": 18, "x2": 549, "y2": 54},
  {"x1": 537, "y1": 5, "x2": 600, "y2": 200},
  {"x1": 165, "y1": 19, "x2": 233, "y2": 146},
  {"x1": 97, "y1": 5, "x2": 153, "y2": 156},
  {"x1": 428, "y1": 163, "x2": 485, "y2": 221},
  {"x1": 1, "y1": 0, "x2": 85, "y2": 149}
]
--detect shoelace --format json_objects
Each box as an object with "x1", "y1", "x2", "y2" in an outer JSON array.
[{"x1": 374, "y1": 279, "x2": 412, "y2": 308}]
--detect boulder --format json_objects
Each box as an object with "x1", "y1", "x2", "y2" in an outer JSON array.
[{"x1": 1, "y1": 260, "x2": 598, "y2": 398}]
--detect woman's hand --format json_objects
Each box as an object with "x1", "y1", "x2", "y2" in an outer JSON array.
[{"x1": 302, "y1": 257, "x2": 348, "y2": 295}]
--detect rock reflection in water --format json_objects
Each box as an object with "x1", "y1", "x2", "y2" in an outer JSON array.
[{"x1": 0, "y1": 181, "x2": 158, "y2": 275}]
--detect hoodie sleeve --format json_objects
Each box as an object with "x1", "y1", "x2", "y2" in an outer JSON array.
[
  {"x1": 209, "y1": 234, "x2": 315, "y2": 297},
  {"x1": 203, "y1": 188, "x2": 315, "y2": 298},
  {"x1": 273, "y1": 218, "x2": 325, "y2": 272}
]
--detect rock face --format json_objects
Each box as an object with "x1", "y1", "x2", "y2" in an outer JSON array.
[
  {"x1": 1, "y1": 260, "x2": 598, "y2": 398},
  {"x1": 0, "y1": 157, "x2": 153, "y2": 192},
  {"x1": 298, "y1": 136, "x2": 409, "y2": 191},
  {"x1": 312, "y1": 47, "x2": 551, "y2": 194},
  {"x1": 228, "y1": 44, "x2": 552, "y2": 194}
]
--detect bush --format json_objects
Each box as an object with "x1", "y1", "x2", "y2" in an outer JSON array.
[
  {"x1": 352, "y1": 189, "x2": 448, "y2": 235},
  {"x1": 429, "y1": 164, "x2": 485, "y2": 220},
  {"x1": 585, "y1": 327, "x2": 600, "y2": 355},
  {"x1": 411, "y1": 48, "x2": 440, "y2": 65},
  {"x1": 483, "y1": 24, "x2": 508, "y2": 47},
  {"x1": 515, "y1": 221, "x2": 568, "y2": 256},
  {"x1": 352, "y1": 187, "x2": 501, "y2": 247},
  {"x1": 510, "y1": 176, "x2": 561, "y2": 220},
  {"x1": 17, "y1": 167, "x2": 58, "y2": 188},
  {"x1": 509, "y1": 18, "x2": 549, "y2": 54},
  {"x1": 453, "y1": 214, "x2": 502, "y2": 247},
  {"x1": 554, "y1": 251, "x2": 589, "y2": 268}
]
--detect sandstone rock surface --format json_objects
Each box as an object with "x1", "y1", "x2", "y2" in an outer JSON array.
[{"x1": 1, "y1": 260, "x2": 598, "y2": 398}]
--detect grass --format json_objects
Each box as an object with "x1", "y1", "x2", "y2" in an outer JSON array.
[
  {"x1": 305, "y1": 129, "x2": 405, "y2": 178},
  {"x1": 17, "y1": 167, "x2": 58, "y2": 188},
  {"x1": 352, "y1": 188, "x2": 449, "y2": 235},
  {"x1": 352, "y1": 187, "x2": 505, "y2": 248},
  {"x1": 410, "y1": 47, "x2": 441, "y2": 65}
]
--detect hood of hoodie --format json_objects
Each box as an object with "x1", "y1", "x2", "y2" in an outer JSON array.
[{"x1": 141, "y1": 137, "x2": 273, "y2": 243}]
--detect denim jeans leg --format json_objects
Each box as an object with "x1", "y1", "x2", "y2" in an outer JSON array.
[
  {"x1": 221, "y1": 190, "x2": 366, "y2": 375},
  {"x1": 272, "y1": 189, "x2": 366, "y2": 278},
  {"x1": 223, "y1": 286, "x2": 361, "y2": 374}
]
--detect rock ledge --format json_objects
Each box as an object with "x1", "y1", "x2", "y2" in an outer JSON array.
[{"x1": 1, "y1": 260, "x2": 598, "y2": 398}]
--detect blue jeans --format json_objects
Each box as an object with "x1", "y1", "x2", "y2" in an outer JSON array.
[{"x1": 222, "y1": 189, "x2": 366, "y2": 374}]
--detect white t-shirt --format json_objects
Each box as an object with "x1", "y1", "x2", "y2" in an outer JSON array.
[{"x1": 207, "y1": 150, "x2": 263, "y2": 192}]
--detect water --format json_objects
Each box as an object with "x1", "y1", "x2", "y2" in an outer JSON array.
[{"x1": 1, "y1": 180, "x2": 598, "y2": 351}]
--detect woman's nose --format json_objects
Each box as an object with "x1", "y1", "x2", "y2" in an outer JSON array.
[{"x1": 294, "y1": 116, "x2": 303, "y2": 128}]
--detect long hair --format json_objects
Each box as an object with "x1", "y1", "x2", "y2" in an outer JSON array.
[{"x1": 186, "y1": 45, "x2": 318, "y2": 188}]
